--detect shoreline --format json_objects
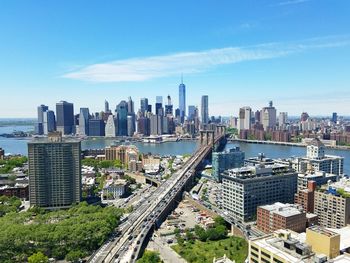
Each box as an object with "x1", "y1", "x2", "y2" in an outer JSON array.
[{"x1": 229, "y1": 138, "x2": 350, "y2": 151}]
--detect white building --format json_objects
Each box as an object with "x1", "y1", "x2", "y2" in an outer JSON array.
[
  {"x1": 238, "y1": 106, "x2": 251, "y2": 131},
  {"x1": 105, "y1": 115, "x2": 117, "y2": 137}
]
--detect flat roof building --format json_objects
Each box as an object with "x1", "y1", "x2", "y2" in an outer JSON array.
[{"x1": 222, "y1": 162, "x2": 298, "y2": 221}]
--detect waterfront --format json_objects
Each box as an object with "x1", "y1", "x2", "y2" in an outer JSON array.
[{"x1": 1, "y1": 125, "x2": 350, "y2": 174}]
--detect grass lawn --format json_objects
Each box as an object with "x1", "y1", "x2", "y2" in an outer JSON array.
[{"x1": 171, "y1": 236, "x2": 248, "y2": 263}]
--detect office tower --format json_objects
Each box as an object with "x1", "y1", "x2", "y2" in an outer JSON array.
[
  {"x1": 28, "y1": 132, "x2": 81, "y2": 209},
  {"x1": 222, "y1": 162, "x2": 297, "y2": 221},
  {"x1": 301, "y1": 112, "x2": 309, "y2": 122},
  {"x1": 332, "y1": 112, "x2": 338, "y2": 123},
  {"x1": 179, "y1": 77, "x2": 186, "y2": 122},
  {"x1": 140, "y1": 98, "x2": 148, "y2": 115},
  {"x1": 279, "y1": 112, "x2": 288, "y2": 126},
  {"x1": 105, "y1": 115, "x2": 117, "y2": 137},
  {"x1": 261, "y1": 101, "x2": 277, "y2": 131},
  {"x1": 127, "y1": 115, "x2": 135, "y2": 137},
  {"x1": 56, "y1": 101, "x2": 74, "y2": 135},
  {"x1": 201, "y1": 95, "x2": 209, "y2": 124},
  {"x1": 78, "y1": 108, "x2": 90, "y2": 136},
  {"x1": 162, "y1": 116, "x2": 169, "y2": 134},
  {"x1": 188, "y1": 105, "x2": 196, "y2": 121},
  {"x1": 257, "y1": 202, "x2": 307, "y2": 234},
  {"x1": 105, "y1": 100, "x2": 110, "y2": 113},
  {"x1": 165, "y1": 95, "x2": 173, "y2": 116},
  {"x1": 147, "y1": 104, "x2": 152, "y2": 114},
  {"x1": 88, "y1": 119, "x2": 105, "y2": 136},
  {"x1": 150, "y1": 114, "x2": 163, "y2": 135},
  {"x1": 212, "y1": 147, "x2": 244, "y2": 182},
  {"x1": 43, "y1": 110, "x2": 56, "y2": 135},
  {"x1": 155, "y1": 96, "x2": 163, "y2": 116},
  {"x1": 116, "y1": 100, "x2": 128, "y2": 136},
  {"x1": 314, "y1": 178, "x2": 350, "y2": 229},
  {"x1": 137, "y1": 116, "x2": 150, "y2": 136},
  {"x1": 238, "y1": 106, "x2": 252, "y2": 131},
  {"x1": 127, "y1": 96, "x2": 134, "y2": 114},
  {"x1": 35, "y1": 104, "x2": 49, "y2": 135},
  {"x1": 254, "y1": 110, "x2": 261, "y2": 123}
]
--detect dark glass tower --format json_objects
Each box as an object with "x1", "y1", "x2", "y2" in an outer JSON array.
[{"x1": 56, "y1": 101, "x2": 74, "y2": 135}]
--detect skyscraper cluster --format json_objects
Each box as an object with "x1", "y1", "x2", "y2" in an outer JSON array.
[{"x1": 34, "y1": 79, "x2": 210, "y2": 138}]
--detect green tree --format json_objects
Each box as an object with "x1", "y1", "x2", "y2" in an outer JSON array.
[
  {"x1": 65, "y1": 250, "x2": 86, "y2": 262},
  {"x1": 137, "y1": 250, "x2": 162, "y2": 263},
  {"x1": 194, "y1": 225, "x2": 208, "y2": 242},
  {"x1": 28, "y1": 252, "x2": 48, "y2": 263}
]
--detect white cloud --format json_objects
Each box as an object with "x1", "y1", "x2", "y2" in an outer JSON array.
[
  {"x1": 62, "y1": 36, "x2": 350, "y2": 83},
  {"x1": 277, "y1": 0, "x2": 311, "y2": 6}
]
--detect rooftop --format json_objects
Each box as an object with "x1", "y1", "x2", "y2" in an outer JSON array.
[{"x1": 260, "y1": 202, "x2": 304, "y2": 217}]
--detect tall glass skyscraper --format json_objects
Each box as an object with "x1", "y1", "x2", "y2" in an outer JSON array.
[
  {"x1": 116, "y1": 100, "x2": 128, "y2": 136},
  {"x1": 201, "y1": 95, "x2": 209, "y2": 124},
  {"x1": 36, "y1": 104, "x2": 49, "y2": 135},
  {"x1": 56, "y1": 101, "x2": 74, "y2": 135},
  {"x1": 179, "y1": 78, "x2": 186, "y2": 122},
  {"x1": 140, "y1": 98, "x2": 148, "y2": 115}
]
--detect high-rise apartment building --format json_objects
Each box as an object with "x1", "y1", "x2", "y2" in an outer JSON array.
[
  {"x1": 314, "y1": 179, "x2": 350, "y2": 229},
  {"x1": 56, "y1": 101, "x2": 75, "y2": 135},
  {"x1": 179, "y1": 78, "x2": 186, "y2": 122},
  {"x1": 294, "y1": 181, "x2": 316, "y2": 213},
  {"x1": 201, "y1": 95, "x2": 209, "y2": 125},
  {"x1": 28, "y1": 133, "x2": 81, "y2": 209},
  {"x1": 212, "y1": 147, "x2": 244, "y2": 182},
  {"x1": 279, "y1": 112, "x2": 288, "y2": 126}
]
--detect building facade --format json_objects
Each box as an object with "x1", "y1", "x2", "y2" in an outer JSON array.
[
  {"x1": 222, "y1": 164, "x2": 298, "y2": 221},
  {"x1": 212, "y1": 147, "x2": 245, "y2": 182},
  {"x1": 56, "y1": 101, "x2": 74, "y2": 135},
  {"x1": 28, "y1": 133, "x2": 81, "y2": 209}
]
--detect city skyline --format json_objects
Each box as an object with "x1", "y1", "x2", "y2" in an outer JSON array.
[{"x1": 1, "y1": 1, "x2": 350, "y2": 117}]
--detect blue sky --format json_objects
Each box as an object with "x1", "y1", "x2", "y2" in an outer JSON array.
[{"x1": 0, "y1": 0, "x2": 349, "y2": 118}]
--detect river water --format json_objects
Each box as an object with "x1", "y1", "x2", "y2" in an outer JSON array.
[{"x1": 1, "y1": 125, "x2": 350, "y2": 174}]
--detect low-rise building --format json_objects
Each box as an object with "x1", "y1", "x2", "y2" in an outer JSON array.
[
  {"x1": 257, "y1": 202, "x2": 307, "y2": 233},
  {"x1": 297, "y1": 171, "x2": 338, "y2": 191},
  {"x1": 249, "y1": 227, "x2": 347, "y2": 263},
  {"x1": 0, "y1": 183, "x2": 29, "y2": 200},
  {"x1": 102, "y1": 179, "x2": 128, "y2": 200}
]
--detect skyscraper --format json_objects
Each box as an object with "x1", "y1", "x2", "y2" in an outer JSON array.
[
  {"x1": 261, "y1": 101, "x2": 277, "y2": 131},
  {"x1": 28, "y1": 132, "x2": 81, "y2": 209},
  {"x1": 332, "y1": 112, "x2": 338, "y2": 123},
  {"x1": 238, "y1": 106, "x2": 252, "y2": 131},
  {"x1": 105, "y1": 115, "x2": 117, "y2": 137},
  {"x1": 88, "y1": 119, "x2": 105, "y2": 136},
  {"x1": 188, "y1": 105, "x2": 196, "y2": 121},
  {"x1": 128, "y1": 96, "x2": 134, "y2": 114},
  {"x1": 201, "y1": 95, "x2": 209, "y2": 124},
  {"x1": 165, "y1": 95, "x2": 173, "y2": 116},
  {"x1": 179, "y1": 77, "x2": 186, "y2": 122},
  {"x1": 36, "y1": 104, "x2": 49, "y2": 135},
  {"x1": 56, "y1": 101, "x2": 74, "y2": 135},
  {"x1": 127, "y1": 115, "x2": 135, "y2": 137},
  {"x1": 43, "y1": 110, "x2": 56, "y2": 135},
  {"x1": 105, "y1": 100, "x2": 110, "y2": 113},
  {"x1": 78, "y1": 108, "x2": 90, "y2": 136},
  {"x1": 140, "y1": 98, "x2": 148, "y2": 115},
  {"x1": 116, "y1": 100, "x2": 128, "y2": 136},
  {"x1": 155, "y1": 96, "x2": 163, "y2": 116},
  {"x1": 279, "y1": 112, "x2": 288, "y2": 126}
]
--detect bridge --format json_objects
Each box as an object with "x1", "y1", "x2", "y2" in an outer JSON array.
[{"x1": 89, "y1": 126, "x2": 226, "y2": 263}]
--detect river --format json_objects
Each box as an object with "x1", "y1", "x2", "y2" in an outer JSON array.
[{"x1": 1, "y1": 125, "x2": 350, "y2": 174}]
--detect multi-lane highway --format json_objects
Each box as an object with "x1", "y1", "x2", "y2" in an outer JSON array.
[{"x1": 89, "y1": 134, "x2": 225, "y2": 263}]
